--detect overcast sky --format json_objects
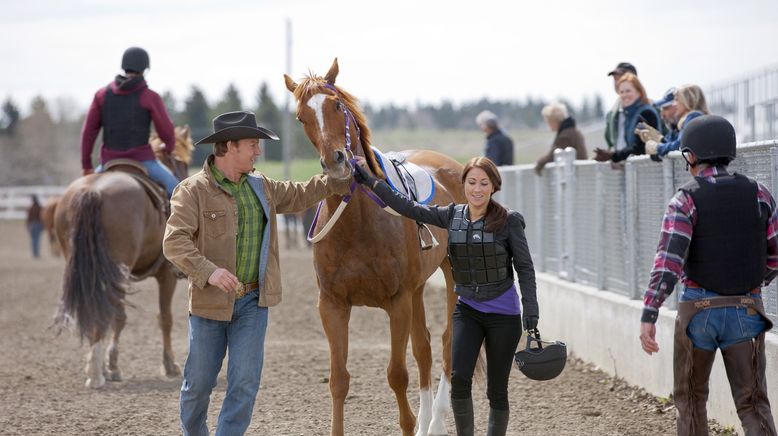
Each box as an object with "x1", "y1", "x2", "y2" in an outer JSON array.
[{"x1": 2, "y1": 0, "x2": 777, "y2": 115}]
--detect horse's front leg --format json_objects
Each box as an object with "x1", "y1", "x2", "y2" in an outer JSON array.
[
  {"x1": 429, "y1": 260, "x2": 457, "y2": 435},
  {"x1": 104, "y1": 305, "x2": 127, "y2": 381},
  {"x1": 388, "y1": 292, "x2": 416, "y2": 436},
  {"x1": 319, "y1": 294, "x2": 352, "y2": 436},
  {"x1": 156, "y1": 265, "x2": 181, "y2": 377}
]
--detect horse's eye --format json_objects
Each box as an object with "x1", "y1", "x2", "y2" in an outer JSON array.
[{"x1": 296, "y1": 116, "x2": 302, "y2": 123}]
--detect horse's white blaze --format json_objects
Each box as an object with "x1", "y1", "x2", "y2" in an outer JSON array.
[
  {"x1": 415, "y1": 388, "x2": 433, "y2": 436},
  {"x1": 307, "y1": 93, "x2": 328, "y2": 136},
  {"x1": 428, "y1": 374, "x2": 450, "y2": 435},
  {"x1": 85, "y1": 341, "x2": 105, "y2": 389}
]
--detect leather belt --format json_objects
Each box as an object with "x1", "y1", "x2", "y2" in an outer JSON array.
[{"x1": 235, "y1": 281, "x2": 259, "y2": 299}]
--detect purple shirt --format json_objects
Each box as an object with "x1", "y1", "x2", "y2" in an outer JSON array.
[{"x1": 459, "y1": 284, "x2": 521, "y2": 315}]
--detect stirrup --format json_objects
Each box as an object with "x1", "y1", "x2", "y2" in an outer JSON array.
[{"x1": 418, "y1": 223, "x2": 439, "y2": 250}]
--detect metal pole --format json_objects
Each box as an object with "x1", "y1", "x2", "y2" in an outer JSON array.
[
  {"x1": 625, "y1": 160, "x2": 639, "y2": 299},
  {"x1": 282, "y1": 18, "x2": 292, "y2": 180}
]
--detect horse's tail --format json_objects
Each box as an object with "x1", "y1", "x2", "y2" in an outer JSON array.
[{"x1": 56, "y1": 190, "x2": 127, "y2": 343}]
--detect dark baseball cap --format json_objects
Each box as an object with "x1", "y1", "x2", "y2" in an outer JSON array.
[
  {"x1": 654, "y1": 87, "x2": 676, "y2": 108},
  {"x1": 607, "y1": 62, "x2": 637, "y2": 77}
]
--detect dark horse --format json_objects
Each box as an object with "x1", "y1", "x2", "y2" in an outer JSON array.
[
  {"x1": 285, "y1": 59, "x2": 465, "y2": 436},
  {"x1": 54, "y1": 126, "x2": 193, "y2": 388}
]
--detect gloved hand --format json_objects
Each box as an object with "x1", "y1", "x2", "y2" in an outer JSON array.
[
  {"x1": 352, "y1": 157, "x2": 378, "y2": 187},
  {"x1": 523, "y1": 315, "x2": 538, "y2": 332},
  {"x1": 644, "y1": 140, "x2": 659, "y2": 155},
  {"x1": 593, "y1": 148, "x2": 614, "y2": 162},
  {"x1": 635, "y1": 122, "x2": 663, "y2": 143}
]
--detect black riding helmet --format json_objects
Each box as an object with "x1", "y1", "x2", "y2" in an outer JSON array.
[
  {"x1": 122, "y1": 47, "x2": 150, "y2": 74},
  {"x1": 514, "y1": 329, "x2": 567, "y2": 381},
  {"x1": 680, "y1": 115, "x2": 737, "y2": 162}
]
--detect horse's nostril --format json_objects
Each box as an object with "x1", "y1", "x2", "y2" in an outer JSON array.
[
  {"x1": 334, "y1": 150, "x2": 345, "y2": 164},
  {"x1": 319, "y1": 158, "x2": 326, "y2": 170}
]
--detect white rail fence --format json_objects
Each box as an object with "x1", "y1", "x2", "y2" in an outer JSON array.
[{"x1": 0, "y1": 186, "x2": 67, "y2": 220}]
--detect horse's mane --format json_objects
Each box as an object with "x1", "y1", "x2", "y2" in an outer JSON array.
[
  {"x1": 294, "y1": 75, "x2": 377, "y2": 157},
  {"x1": 151, "y1": 126, "x2": 194, "y2": 164}
]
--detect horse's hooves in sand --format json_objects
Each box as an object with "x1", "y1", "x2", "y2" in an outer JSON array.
[
  {"x1": 85, "y1": 375, "x2": 106, "y2": 389},
  {"x1": 162, "y1": 361, "x2": 182, "y2": 378},
  {"x1": 104, "y1": 369, "x2": 122, "y2": 382}
]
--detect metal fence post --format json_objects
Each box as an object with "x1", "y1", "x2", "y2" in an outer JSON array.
[
  {"x1": 625, "y1": 161, "x2": 639, "y2": 299},
  {"x1": 554, "y1": 149, "x2": 565, "y2": 279},
  {"x1": 662, "y1": 156, "x2": 679, "y2": 309},
  {"x1": 563, "y1": 148, "x2": 576, "y2": 281},
  {"x1": 595, "y1": 163, "x2": 606, "y2": 290},
  {"x1": 535, "y1": 169, "x2": 545, "y2": 273}
]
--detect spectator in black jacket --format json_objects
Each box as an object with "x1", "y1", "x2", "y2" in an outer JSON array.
[{"x1": 476, "y1": 110, "x2": 514, "y2": 166}]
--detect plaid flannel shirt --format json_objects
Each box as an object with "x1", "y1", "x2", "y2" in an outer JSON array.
[{"x1": 641, "y1": 165, "x2": 778, "y2": 323}]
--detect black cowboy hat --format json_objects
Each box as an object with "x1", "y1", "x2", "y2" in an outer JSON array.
[{"x1": 195, "y1": 111, "x2": 279, "y2": 145}]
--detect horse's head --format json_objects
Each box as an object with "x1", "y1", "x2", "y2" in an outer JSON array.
[
  {"x1": 284, "y1": 58, "x2": 383, "y2": 181},
  {"x1": 151, "y1": 125, "x2": 194, "y2": 180}
]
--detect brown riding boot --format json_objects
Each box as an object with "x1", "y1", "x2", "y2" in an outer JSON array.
[
  {"x1": 674, "y1": 347, "x2": 716, "y2": 436},
  {"x1": 721, "y1": 337, "x2": 778, "y2": 436}
]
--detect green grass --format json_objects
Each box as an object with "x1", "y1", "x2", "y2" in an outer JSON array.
[{"x1": 253, "y1": 159, "x2": 324, "y2": 182}]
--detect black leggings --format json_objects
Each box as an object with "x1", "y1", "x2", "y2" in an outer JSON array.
[{"x1": 450, "y1": 301, "x2": 522, "y2": 411}]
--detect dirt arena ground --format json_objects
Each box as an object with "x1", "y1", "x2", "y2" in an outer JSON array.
[{"x1": 0, "y1": 219, "x2": 734, "y2": 435}]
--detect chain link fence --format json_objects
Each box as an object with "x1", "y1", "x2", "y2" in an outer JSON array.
[{"x1": 494, "y1": 139, "x2": 778, "y2": 328}]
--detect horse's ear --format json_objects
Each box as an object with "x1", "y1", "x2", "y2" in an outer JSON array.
[
  {"x1": 284, "y1": 74, "x2": 298, "y2": 93},
  {"x1": 324, "y1": 58, "x2": 339, "y2": 85},
  {"x1": 182, "y1": 125, "x2": 190, "y2": 136}
]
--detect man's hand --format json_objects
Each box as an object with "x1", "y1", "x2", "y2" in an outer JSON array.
[
  {"x1": 208, "y1": 268, "x2": 240, "y2": 294},
  {"x1": 83, "y1": 168, "x2": 95, "y2": 176},
  {"x1": 640, "y1": 322, "x2": 660, "y2": 355},
  {"x1": 645, "y1": 140, "x2": 659, "y2": 155},
  {"x1": 593, "y1": 148, "x2": 614, "y2": 162},
  {"x1": 635, "y1": 123, "x2": 663, "y2": 143}
]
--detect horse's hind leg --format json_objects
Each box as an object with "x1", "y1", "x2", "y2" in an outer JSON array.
[
  {"x1": 388, "y1": 292, "x2": 416, "y2": 436},
  {"x1": 319, "y1": 295, "x2": 351, "y2": 436},
  {"x1": 429, "y1": 260, "x2": 457, "y2": 435},
  {"x1": 410, "y1": 286, "x2": 434, "y2": 436},
  {"x1": 104, "y1": 305, "x2": 127, "y2": 381},
  {"x1": 156, "y1": 266, "x2": 181, "y2": 377},
  {"x1": 85, "y1": 339, "x2": 106, "y2": 389}
]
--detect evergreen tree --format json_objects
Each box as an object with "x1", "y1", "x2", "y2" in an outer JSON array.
[
  {"x1": 183, "y1": 86, "x2": 210, "y2": 132},
  {"x1": 213, "y1": 83, "x2": 243, "y2": 119},
  {"x1": 255, "y1": 83, "x2": 282, "y2": 160},
  {"x1": 161, "y1": 90, "x2": 182, "y2": 125},
  {"x1": 594, "y1": 94, "x2": 604, "y2": 119},
  {"x1": 0, "y1": 97, "x2": 20, "y2": 135}
]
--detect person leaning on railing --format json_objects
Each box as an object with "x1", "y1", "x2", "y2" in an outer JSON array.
[
  {"x1": 534, "y1": 102, "x2": 588, "y2": 175},
  {"x1": 593, "y1": 73, "x2": 659, "y2": 163},
  {"x1": 637, "y1": 84, "x2": 710, "y2": 161}
]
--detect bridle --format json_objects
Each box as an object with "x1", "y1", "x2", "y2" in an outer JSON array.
[{"x1": 306, "y1": 84, "x2": 390, "y2": 243}]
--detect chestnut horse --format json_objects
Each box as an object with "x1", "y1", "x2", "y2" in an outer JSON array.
[
  {"x1": 54, "y1": 126, "x2": 192, "y2": 388},
  {"x1": 285, "y1": 59, "x2": 465, "y2": 436}
]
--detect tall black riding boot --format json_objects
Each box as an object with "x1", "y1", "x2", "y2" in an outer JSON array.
[
  {"x1": 487, "y1": 408, "x2": 509, "y2": 436},
  {"x1": 451, "y1": 397, "x2": 474, "y2": 436}
]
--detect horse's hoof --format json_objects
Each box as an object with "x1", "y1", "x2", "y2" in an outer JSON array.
[
  {"x1": 104, "y1": 369, "x2": 122, "y2": 382},
  {"x1": 162, "y1": 362, "x2": 182, "y2": 377},
  {"x1": 85, "y1": 376, "x2": 105, "y2": 389}
]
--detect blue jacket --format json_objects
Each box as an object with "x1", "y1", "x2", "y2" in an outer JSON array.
[
  {"x1": 484, "y1": 129, "x2": 514, "y2": 166},
  {"x1": 656, "y1": 111, "x2": 705, "y2": 157},
  {"x1": 611, "y1": 100, "x2": 659, "y2": 163}
]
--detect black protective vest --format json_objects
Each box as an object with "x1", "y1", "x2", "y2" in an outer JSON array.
[
  {"x1": 101, "y1": 86, "x2": 151, "y2": 151},
  {"x1": 682, "y1": 173, "x2": 766, "y2": 295},
  {"x1": 447, "y1": 205, "x2": 510, "y2": 291}
]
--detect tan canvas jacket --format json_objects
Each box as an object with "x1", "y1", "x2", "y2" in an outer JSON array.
[{"x1": 163, "y1": 156, "x2": 350, "y2": 321}]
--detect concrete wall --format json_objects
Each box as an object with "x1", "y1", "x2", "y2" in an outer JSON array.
[{"x1": 534, "y1": 273, "x2": 778, "y2": 434}]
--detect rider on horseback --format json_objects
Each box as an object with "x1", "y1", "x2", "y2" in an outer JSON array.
[{"x1": 81, "y1": 46, "x2": 179, "y2": 197}]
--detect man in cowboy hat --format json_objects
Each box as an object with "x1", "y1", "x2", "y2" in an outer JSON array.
[{"x1": 163, "y1": 111, "x2": 350, "y2": 435}]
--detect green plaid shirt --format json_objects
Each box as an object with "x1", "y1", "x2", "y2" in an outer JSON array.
[{"x1": 210, "y1": 163, "x2": 264, "y2": 284}]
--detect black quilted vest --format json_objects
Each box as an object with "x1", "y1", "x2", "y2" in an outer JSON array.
[
  {"x1": 101, "y1": 86, "x2": 151, "y2": 151},
  {"x1": 447, "y1": 205, "x2": 510, "y2": 297},
  {"x1": 682, "y1": 173, "x2": 766, "y2": 295}
]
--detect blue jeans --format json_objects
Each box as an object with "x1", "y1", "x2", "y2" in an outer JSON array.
[
  {"x1": 141, "y1": 160, "x2": 179, "y2": 198},
  {"x1": 96, "y1": 159, "x2": 179, "y2": 198},
  {"x1": 680, "y1": 287, "x2": 767, "y2": 351},
  {"x1": 180, "y1": 291, "x2": 268, "y2": 436},
  {"x1": 28, "y1": 221, "x2": 43, "y2": 258}
]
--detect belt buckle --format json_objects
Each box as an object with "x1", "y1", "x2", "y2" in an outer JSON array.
[{"x1": 234, "y1": 282, "x2": 247, "y2": 299}]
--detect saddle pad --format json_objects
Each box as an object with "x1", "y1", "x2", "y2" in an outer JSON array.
[{"x1": 371, "y1": 147, "x2": 435, "y2": 204}]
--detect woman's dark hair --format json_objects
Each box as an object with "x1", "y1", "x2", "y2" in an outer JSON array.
[{"x1": 462, "y1": 157, "x2": 508, "y2": 233}]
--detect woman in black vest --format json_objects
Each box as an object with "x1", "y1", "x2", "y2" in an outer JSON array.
[{"x1": 353, "y1": 156, "x2": 538, "y2": 436}]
